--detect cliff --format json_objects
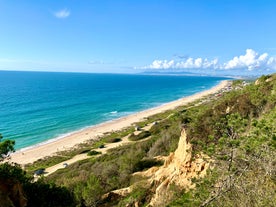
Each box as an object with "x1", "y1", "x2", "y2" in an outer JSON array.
[
  {"x1": 151, "y1": 130, "x2": 209, "y2": 206},
  {"x1": 138, "y1": 129, "x2": 210, "y2": 206},
  {"x1": 103, "y1": 128, "x2": 211, "y2": 207}
]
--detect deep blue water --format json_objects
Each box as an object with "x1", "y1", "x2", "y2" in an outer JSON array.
[{"x1": 0, "y1": 71, "x2": 229, "y2": 149}]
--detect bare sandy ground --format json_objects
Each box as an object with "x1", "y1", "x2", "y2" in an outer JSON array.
[
  {"x1": 43, "y1": 122, "x2": 155, "y2": 176},
  {"x1": 9, "y1": 80, "x2": 230, "y2": 165}
]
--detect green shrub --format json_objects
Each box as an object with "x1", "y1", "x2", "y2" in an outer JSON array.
[
  {"x1": 79, "y1": 149, "x2": 91, "y2": 154},
  {"x1": 87, "y1": 150, "x2": 101, "y2": 156},
  {"x1": 106, "y1": 137, "x2": 122, "y2": 143},
  {"x1": 128, "y1": 131, "x2": 151, "y2": 141},
  {"x1": 133, "y1": 158, "x2": 163, "y2": 172},
  {"x1": 0, "y1": 163, "x2": 76, "y2": 207}
]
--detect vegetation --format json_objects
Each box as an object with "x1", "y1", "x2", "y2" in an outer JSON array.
[
  {"x1": 87, "y1": 150, "x2": 101, "y2": 156},
  {"x1": 105, "y1": 137, "x2": 122, "y2": 143},
  {"x1": 0, "y1": 163, "x2": 76, "y2": 207},
  {"x1": 25, "y1": 128, "x2": 132, "y2": 172},
  {"x1": 128, "y1": 130, "x2": 151, "y2": 141},
  {"x1": 1, "y1": 74, "x2": 276, "y2": 206},
  {"x1": 169, "y1": 75, "x2": 276, "y2": 207},
  {"x1": 0, "y1": 133, "x2": 15, "y2": 161}
]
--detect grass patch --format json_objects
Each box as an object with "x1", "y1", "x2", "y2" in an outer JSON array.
[{"x1": 25, "y1": 155, "x2": 70, "y2": 173}]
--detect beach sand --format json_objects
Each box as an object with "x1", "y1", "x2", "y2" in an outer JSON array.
[{"x1": 9, "y1": 80, "x2": 230, "y2": 165}]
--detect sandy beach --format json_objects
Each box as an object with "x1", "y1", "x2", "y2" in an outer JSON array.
[{"x1": 9, "y1": 80, "x2": 230, "y2": 165}]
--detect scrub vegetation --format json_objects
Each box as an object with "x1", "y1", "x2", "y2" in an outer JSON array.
[{"x1": 1, "y1": 74, "x2": 275, "y2": 207}]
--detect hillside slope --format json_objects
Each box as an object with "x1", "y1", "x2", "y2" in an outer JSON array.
[
  {"x1": 46, "y1": 74, "x2": 275, "y2": 207},
  {"x1": 97, "y1": 75, "x2": 276, "y2": 207},
  {"x1": 2, "y1": 74, "x2": 275, "y2": 207}
]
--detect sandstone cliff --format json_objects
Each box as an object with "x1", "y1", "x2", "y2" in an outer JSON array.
[
  {"x1": 142, "y1": 129, "x2": 210, "y2": 206},
  {"x1": 103, "y1": 128, "x2": 211, "y2": 206}
]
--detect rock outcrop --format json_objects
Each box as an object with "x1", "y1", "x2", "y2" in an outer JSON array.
[
  {"x1": 142, "y1": 129, "x2": 210, "y2": 206},
  {"x1": 102, "y1": 128, "x2": 211, "y2": 207}
]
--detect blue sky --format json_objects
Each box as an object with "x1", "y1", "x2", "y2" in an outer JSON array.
[{"x1": 0, "y1": 0, "x2": 276, "y2": 75}]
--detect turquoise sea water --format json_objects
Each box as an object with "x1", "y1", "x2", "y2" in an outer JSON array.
[{"x1": 0, "y1": 71, "x2": 229, "y2": 150}]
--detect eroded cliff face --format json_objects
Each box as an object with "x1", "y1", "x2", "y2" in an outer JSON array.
[
  {"x1": 104, "y1": 128, "x2": 211, "y2": 207},
  {"x1": 141, "y1": 129, "x2": 210, "y2": 207}
]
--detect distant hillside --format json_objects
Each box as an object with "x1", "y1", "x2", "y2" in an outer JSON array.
[
  {"x1": 140, "y1": 69, "x2": 267, "y2": 78},
  {"x1": 140, "y1": 70, "x2": 199, "y2": 76}
]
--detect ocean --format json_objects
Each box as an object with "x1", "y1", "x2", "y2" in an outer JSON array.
[{"x1": 0, "y1": 71, "x2": 229, "y2": 150}]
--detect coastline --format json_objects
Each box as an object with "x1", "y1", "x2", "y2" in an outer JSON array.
[{"x1": 9, "y1": 80, "x2": 231, "y2": 165}]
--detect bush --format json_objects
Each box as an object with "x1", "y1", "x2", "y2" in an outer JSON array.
[
  {"x1": 106, "y1": 137, "x2": 122, "y2": 143},
  {"x1": 79, "y1": 149, "x2": 91, "y2": 154},
  {"x1": 129, "y1": 131, "x2": 151, "y2": 141},
  {"x1": 133, "y1": 158, "x2": 163, "y2": 172},
  {"x1": 98, "y1": 144, "x2": 105, "y2": 148},
  {"x1": 148, "y1": 127, "x2": 180, "y2": 157},
  {"x1": 87, "y1": 150, "x2": 101, "y2": 156},
  {"x1": 0, "y1": 163, "x2": 76, "y2": 207}
]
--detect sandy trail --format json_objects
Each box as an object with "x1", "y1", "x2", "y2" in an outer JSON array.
[
  {"x1": 9, "y1": 80, "x2": 230, "y2": 166},
  {"x1": 44, "y1": 123, "x2": 155, "y2": 176}
]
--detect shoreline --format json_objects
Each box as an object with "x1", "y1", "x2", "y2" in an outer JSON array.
[{"x1": 9, "y1": 80, "x2": 231, "y2": 165}]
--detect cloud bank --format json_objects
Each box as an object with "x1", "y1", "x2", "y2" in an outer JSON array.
[
  {"x1": 54, "y1": 8, "x2": 70, "y2": 19},
  {"x1": 223, "y1": 49, "x2": 275, "y2": 70},
  {"x1": 141, "y1": 49, "x2": 276, "y2": 72}
]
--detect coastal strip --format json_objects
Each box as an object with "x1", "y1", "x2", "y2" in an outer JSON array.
[{"x1": 9, "y1": 80, "x2": 231, "y2": 165}]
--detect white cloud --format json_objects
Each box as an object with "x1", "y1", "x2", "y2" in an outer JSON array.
[
  {"x1": 223, "y1": 49, "x2": 272, "y2": 70},
  {"x1": 141, "y1": 49, "x2": 276, "y2": 71},
  {"x1": 149, "y1": 60, "x2": 175, "y2": 69},
  {"x1": 143, "y1": 57, "x2": 219, "y2": 69},
  {"x1": 54, "y1": 8, "x2": 70, "y2": 19}
]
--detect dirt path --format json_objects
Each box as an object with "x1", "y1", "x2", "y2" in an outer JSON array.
[{"x1": 43, "y1": 123, "x2": 154, "y2": 176}]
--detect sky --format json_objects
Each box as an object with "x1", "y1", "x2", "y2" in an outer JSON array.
[{"x1": 0, "y1": 0, "x2": 276, "y2": 75}]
